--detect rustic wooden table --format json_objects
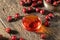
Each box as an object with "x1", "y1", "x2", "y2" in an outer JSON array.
[{"x1": 0, "y1": 0, "x2": 60, "y2": 40}]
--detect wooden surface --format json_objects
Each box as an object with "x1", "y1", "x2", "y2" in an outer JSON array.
[{"x1": 0, "y1": 0, "x2": 60, "y2": 40}]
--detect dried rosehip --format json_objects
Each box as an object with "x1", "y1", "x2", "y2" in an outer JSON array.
[
  {"x1": 7, "y1": 16, "x2": 12, "y2": 22},
  {"x1": 22, "y1": 8, "x2": 27, "y2": 13},
  {"x1": 40, "y1": 9, "x2": 45, "y2": 14},
  {"x1": 27, "y1": 0, "x2": 32, "y2": 4},
  {"x1": 48, "y1": 13, "x2": 54, "y2": 18},
  {"x1": 45, "y1": 15, "x2": 50, "y2": 20},
  {"x1": 57, "y1": 1, "x2": 60, "y2": 4},
  {"x1": 14, "y1": 13, "x2": 20, "y2": 19},
  {"x1": 11, "y1": 35, "x2": 17, "y2": 40},
  {"x1": 31, "y1": 2, "x2": 37, "y2": 7},
  {"x1": 36, "y1": 8, "x2": 40, "y2": 12},
  {"x1": 23, "y1": 0, "x2": 27, "y2": 3},
  {"x1": 37, "y1": 1, "x2": 42, "y2": 4},
  {"x1": 45, "y1": 0, "x2": 51, "y2": 3},
  {"x1": 20, "y1": 1, "x2": 25, "y2": 6},
  {"x1": 53, "y1": 1, "x2": 58, "y2": 6},
  {"x1": 27, "y1": 7, "x2": 33, "y2": 12},
  {"x1": 5, "y1": 28, "x2": 11, "y2": 33},
  {"x1": 32, "y1": 0, "x2": 37, "y2": 2},
  {"x1": 19, "y1": 37, "x2": 24, "y2": 40},
  {"x1": 38, "y1": 0, "x2": 42, "y2": 1},
  {"x1": 40, "y1": 33, "x2": 47, "y2": 39},
  {"x1": 44, "y1": 21, "x2": 49, "y2": 27}
]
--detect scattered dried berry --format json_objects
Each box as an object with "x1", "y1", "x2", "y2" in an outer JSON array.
[
  {"x1": 32, "y1": 0, "x2": 37, "y2": 2},
  {"x1": 23, "y1": 0, "x2": 27, "y2": 3},
  {"x1": 45, "y1": 15, "x2": 50, "y2": 20},
  {"x1": 37, "y1": 0, "x2": 42, "y2": 4},
  {"x1": 5, "y1": 28, "x2": 11, "y2": 33},
  {"x1": 44, "y1": 21, "x2": 50, "y2": 27},
  {"x1": 36, "y1": 8, "x2": 40, "y2": 12},
  {"x1": 20, "y1": 1, "x2": 25, "y2": 6},
  {"x1": 31, "y1": 2, "x2": 37, "y2": 7},
  {"x1": 45, "y1": 0, "x2": 51, "y2": 3},
  {"x1": 45, "y1": 0, "x2": 60, "y2": 7},
  {"x1": 27, "y1": 0, "x2": 32, "y2": 4},
  {"x1": 20, "y1": 37, "x2": 24, "y2": 40},
  {"x1": 14, "y1": 13, "x2": 20, "y2": 19},
  {"x1": 22, "y1": 8, "x2": 27, "y2": 13},
  {"x1": 48, "y1": 13, "x2": 54, "y2": 18},
  {"x1": 27, "y1": 7, "x2": 33, "y2": 12},
  {"x1": 40, "y1": 9, "x2": 45, "y2": 14},
  {"x1": 11, "y1": 35, "x2": 17, "y2": 40},
  {"x1": 53, "y1": 1, "x2": 58, "y2": 6},
  {"x1": 40, "y1": 33, "x2": 47, "y2": 39},
  {"x1": 38, "y1": 0, "x2": 42, "y2": 1},
  {"x1": 7, "y1": 16, "x2": 12, "y2": 22},
  {"x1": 19, "y1": 0, "x2": 44, "y2": 14}
]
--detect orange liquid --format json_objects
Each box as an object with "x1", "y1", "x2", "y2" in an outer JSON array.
[{"x1": 22, "y1": 15, "x2": 48, "y2": 33}]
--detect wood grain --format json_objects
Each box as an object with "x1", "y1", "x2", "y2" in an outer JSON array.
[{"x1": 0, "y1": 0, "x2": 60, "y2": 40}]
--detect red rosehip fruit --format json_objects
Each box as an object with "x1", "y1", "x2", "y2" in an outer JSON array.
[
  {"x1": 37, "y1": 1, "x2": 42, "y2": 4},
  {"x1": 45, "y1": 0, "x2": 51, "y2": 3},
  {"x1": 19, "y1": 37, "x2": 24, "y2": 40},
  {"x1": 11, "y1": 35, "x2": 17, "y2": 40},
  {"x1": 44, "y1": 21, "x2": 50, "y2": 27},
  {"x1": 31, "y1": 2, "x2": 37, "y2": 7},
  {"x1": 23, "y1": 0, "x2": 27, "y2": 3},
  {"x1": 15, "y1": 13, "x2": 20, "y2": 19},
  {"x1": 32, "y1": 0, "x2": 37, "y2": 2},
  {"x1": 40, "y1": 9, "x2": 45, "y2": 14},
  {"x1": 20, "y1": 1, "x2": 25, "y2": 6},
  {"x1": 53, "y1": 1, "x2": 58, "y2": 6},
  {"x1": 27, "y1": 0, "x2": 32, "y2": 4},
  {"x1": 36, "y1": 8, "x2": 40, "y2": 12},
  {"x1": 57, "y1": 1, "x2": 60, "y2": 4},
  {"x1": 40, "y1": 33, "x2": 47, "y2": 39},
  {"x1": 48, "y1": 13, "x2": 54, "y2": 18},
  {"x1": 22, "y1": 8, "x2": 27, "y2": 13},
  {"x1": 45, "y1": 15, "x2": 50, "y2": 20},
  {"x1": 7, "y1": 16, "x2": 12, "y2": 22},
  {"x1": 38, "y1": 0, "x2": 42, "y2": 1},
  {"x1": 5, "y1": 28, "x2": 11, "y2": 33},
  {"x1": 28, "y1": 7, "x2": 33, "y2": 12}
]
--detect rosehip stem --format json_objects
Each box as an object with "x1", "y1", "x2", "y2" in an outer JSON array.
[{"x1": 0, "y1": 18, "x2": 6, "y2": 28}]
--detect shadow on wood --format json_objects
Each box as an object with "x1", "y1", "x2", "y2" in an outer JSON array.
[
  {"x1": 46, "y1": 34, "x2": 55, "y2": 40},
  {"x1": 10, "y1": 30, "x2": 19, "y2": 34}
]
